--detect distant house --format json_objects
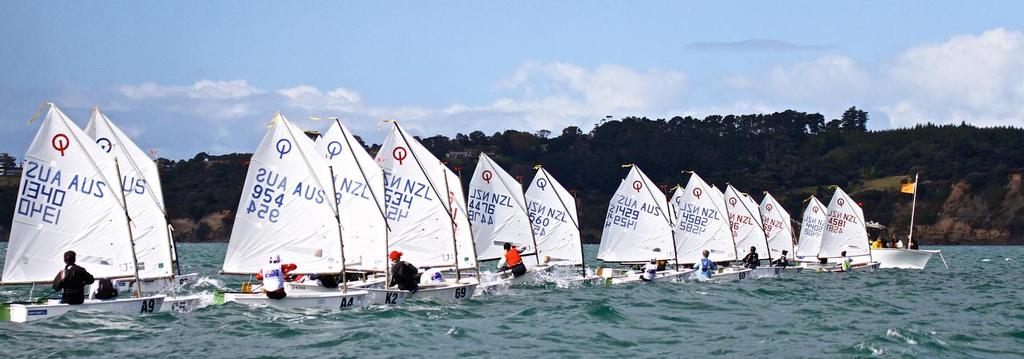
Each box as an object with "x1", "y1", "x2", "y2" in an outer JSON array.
[{"x1": 445, "y1": 151, "x2": 475, "y2": 159}]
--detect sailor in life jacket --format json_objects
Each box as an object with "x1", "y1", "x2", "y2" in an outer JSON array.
[
  {"x1": 698, "y1": 250, "x2": 718, "y2": 280},
  {"x1": 498, "y1": 243, "x2": 528, "y2": 278},
  {"x1": 256, "y1": 254, "x2": 296, "y2": 300},
  {"x1": 839, "y1": 251, "x2": 853, "y2": 272},
  {"x1": 639, "y1": 259, "x2": 658, "y2": 281}
]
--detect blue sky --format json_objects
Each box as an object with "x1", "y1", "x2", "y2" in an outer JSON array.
[{"x1": 2, "y1": 1, "x2": 1023, "y2": 159}]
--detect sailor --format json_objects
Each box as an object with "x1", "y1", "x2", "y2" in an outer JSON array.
[
  {"x1": 639, "y1": 259, "x2": 658, "y2": 281},
  {"x1": 740, "y1": 246, "x2": 760, "y2": 269},
  {"x1": 698, "y1": 250, "x2": 717, "y2": 280},
  {"x1": 871, "y1": 238, "x2": 883, "y2": 249},
  {"x1": 256, "y1": 254, "x2": 296, "y2": 300},
  {"x1": 388, "y1": 251, "x2": 419, "y2": 292},
  {"x1": 93, "y1": 278, "x2": 119, "y2": 300},
  {"x1": 52, "y1": 251, "x2": 95, "y2": 305},
  {"x1": 771, "y1": 250, "x2": 791, "y2": 267},
  {"x1": 908, "y1": 237, "x2": 919, "y2": 250},
  {"x1": 839, "y1": 251, "x2": 853, "y2": 272},
  {"x1": 498, "y1": 243, "x2": 527, "y2": 278}
]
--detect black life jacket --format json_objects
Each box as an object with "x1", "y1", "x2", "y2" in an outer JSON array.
[
  {"x1": 94, "y1": 278, "x2": 118, "y2": 300},
  {"x1": 396, "y1": 261, "x2": 418, "y2": 285}
]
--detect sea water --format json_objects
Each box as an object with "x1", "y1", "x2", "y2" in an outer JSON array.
[{"x1": 1, "y1": 244, "x2": 1022, "y2": 358}]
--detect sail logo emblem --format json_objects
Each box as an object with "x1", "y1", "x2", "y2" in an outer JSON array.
[
  {"x1": 326, "y1": 141, "x2": 343, "y2": 159},
  {"x1": 96, "y1": 137, "x2": 113, "y2": 153},
  {"x1": 275, "y1": 139, "x2": 292, "y2": 159},
  {"x1": 392, "y1": 146, "x2": 408, "y2": 165},
  {"x1": 765, "y1": 203, "x2": 773, "y2": 212},
  {"x1": 51, "y1": 134, "x2": 70, "y2": 156},
  {"x1": 812, "y1": 206, "x2": 819, "y2": 213},
  {"x1": 729, "y1": 197, "x2": 737, "y2": 207},
  {"x1": 632, "y1": 180, "x2": 643, "y2": 192},
  {"x1": 692, "y1": 188, "x2": 702, "y2": 199},
  {"x1": 837, "y1": 198, "x2": 845, "y2": 207},
  {"x1": 536, "y1": 177, "x2": 548, "y2": 190},
  {"x1": 482, "y1": 170, "x2": 493, "y2": 183}
]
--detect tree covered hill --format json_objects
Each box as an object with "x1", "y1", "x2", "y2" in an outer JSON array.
[{"x1": 1, "y1": 107, "x2": 1022, "y2": 244}]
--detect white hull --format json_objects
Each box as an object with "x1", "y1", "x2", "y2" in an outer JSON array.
[
  {"x1": 602, "y1": 269, "x2": 695, "y2": 285},
  {"x1": 161, "y1": 294, "x2": 204, "y2": 313},
  {"x1": 747, "y1": 266, "x2": 784, "y2": 279},
  {"x1": 689, "y1": 268, "x2": 751, "y2": 282},
  {"x1": 284, "y1": 276, "x2": 388, "y2": 295},
  {"x1": 826, "y1": 262, "x2": 881, "y2": 272},
  {"x1": 365, "y1": 281, "x2": 477, "y2": 305},
  {"x1": 221, "y1": 290, "x2": 369, "y2": 310},
  {"x1": 5, "y1": 295, "x2": 166, "y2": 323},
  {"x1": 870, "y1": 248, "x2": 936, "y2": 269}
]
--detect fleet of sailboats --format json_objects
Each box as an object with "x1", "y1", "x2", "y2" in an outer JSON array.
[{"x1": 0, "y1": 105, "x2": 944, "y2": 321}]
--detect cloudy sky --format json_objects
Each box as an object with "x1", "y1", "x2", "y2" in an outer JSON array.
[{"x1": 2, "y1": 1, "x2": 1023, "y2": 159}]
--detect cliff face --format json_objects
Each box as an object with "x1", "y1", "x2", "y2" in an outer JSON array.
[
  {"x1": 169, "y1": 210, "x2": 234, "y2": 242},
  {"x1": 916, "y1": 175, "x2": 1024, "y2": 244}
]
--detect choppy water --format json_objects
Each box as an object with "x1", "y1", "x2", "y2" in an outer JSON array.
[{"x1": 1, "y1": 244, "x2": 1022, "y2": 358}]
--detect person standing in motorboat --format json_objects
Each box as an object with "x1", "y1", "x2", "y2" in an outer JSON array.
[
  {"x1": 257, "y1": 254, "x2": 296, "y2": 300},
  {"x1": 698, "y1": 250, "x2": 718, "y2": 280},
  {"x1": 639, "y1": 259, "x2": 658, "y2": 281},
  {"x1": 771, "y1": 250, "x2": 790, "y2": 267},
  {"x1": 498, "y1": 243, "x2": 528, "y2": 278},
  {"x1": 907, "y1": 236, "x2": 919, "y2": 250},
  {"x1": 740, "y1": 246, "x2": 760, "y2": 269},
  {"x1": 52, "y1": 251, "x2": 95, "y2": 305},
  {"x1": 388, "y1": 251, "x2": 419, "y2": 292}
]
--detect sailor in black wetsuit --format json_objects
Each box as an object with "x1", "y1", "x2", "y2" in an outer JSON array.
[
  {"x1": 740, "y1": 246, "x2": 759, "y2": 269},
  {"x1": 771, "y1": 250, "x2": 790, "y2": 267},
  {"x1": 52, "y1": 251, "x2": 95, "y2": 305}
]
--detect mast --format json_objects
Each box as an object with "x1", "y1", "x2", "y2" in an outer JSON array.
[
  {"x1": 908, "y1": 173, "x2": 919, "y2": 245},
  {"x1": 441, "y1": 165, "x2": 462, "y2": 282},
  {"x1": 334, "y1": 119, "x2": 392, "y2": 281},
  {"x1": 114, "y1": 158, "x2": 144, "y2": 298},
  {"x1": 328, "y1": 166, "x2": 349, "y2": 292}
]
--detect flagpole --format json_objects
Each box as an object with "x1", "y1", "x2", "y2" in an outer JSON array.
[{"x1": 908, "y1": 173, "x2": 919, "y2": 244}]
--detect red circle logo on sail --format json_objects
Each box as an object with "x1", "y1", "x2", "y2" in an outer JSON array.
[
  {"x1": 729, "y1": 197, "x2": 737, "y2": 207},
  {"x1": 51, "y1": 134, "x2": 69, "y2": 157},
  {"x1": 482, "y1": 170, "x2": 493, "y2": 183},
  {"x1": 812, "y1": 206, "x2": 819, "y2": 213},
  {"x1": 632, "y1": 180, "x2": 642, "y2": 192},
  {"x1": 692, "y1": 188, "x2": 702, "y2": 199},
  {"x1": 766, "y1": 203, "x2": 773, "y2": 212},
  {"x1": 837, "y1": 198, "x2": 845, "y2": 207},
  {"x1": 392, "y1": 146, "x2": 408, "y2": 165}
]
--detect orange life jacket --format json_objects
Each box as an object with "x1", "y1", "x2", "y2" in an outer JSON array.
[{"x1": 505, "y1": 248, "x2": 523, "y2": 267}]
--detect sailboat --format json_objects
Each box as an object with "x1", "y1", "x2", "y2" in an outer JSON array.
[
  {"x1": 524, "y1": 166, "x2": 597, "y2": 283},
  {"x1": 84, "y1": 108, "x2": 202, "y2": 311},
  {"x1": 365, "y1": 121, "x2": 478, "y2": 303},
  {"x1": 818, "y1": 187, "x2": 880, "y2": 271},
  {"x1": 596, "y1": 165, "x2": 693, "y2": 284},
  {"x1": 794, "y1": 196, "x2": 827, "y2": 267},
  {"x1": 723, "y1": 185, "x2": 779, "y2": 278},
  {"x1": 869, "y1": 174, "x2": 945, "y2": 269},
  {"x1": 672, "y1": 173, "x2": 749, "y2": 281},
  {"x1": 759, "y1": 192, "x2": 802, "y2": 274},
  {"x1": 1, "y1": 104, "x2": 166, "y2": 322},
  {"x1": 218, "y1": 112, "x2": 369, "y2": 309},
  {"x1": 468, "y1": 153, "x2": 552, "y2": 286}
]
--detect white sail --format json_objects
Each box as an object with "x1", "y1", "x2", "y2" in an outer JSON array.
[
  {"x1": 468, "y1": 153, "x2": 534, "y2": 262},
  {"x1": 672, "y1": 173, "x2": 736, "y2": 264},
  {"x1": 724, "y1": 185, "x2": 769, "y2": 259},
  {"x1": 223, "y1": 113, "x2": 343, "y2": 274},
  {"x1": 668, "y1": 186, "x2": 682, "y2": 225},
  {"x1": 3, "y1": 105, "x2": 137, "y2": 283},
  {"x1": 818, "y1": 187, "x2": 870, "y2": 258},
  {"x1": 759, "y1": 192, "x2": 795, "y2": 258},
  {"x1": 525, "y1": 168, "x2": 583, "y2": 265},
  {"x1": 597, "y1": 166, "x2": 674, "y2": 262},
  {"x1": 317, "y1": 120, "x2": 388, "y2": 272},
  {"x1": 795, "y1": 196, "x2": 827, "y2": 259},
  {"x1": 375, "y1": 122, "x2": 476, "y2": 269},
  {"x1": 84, "y1": 109, "x2": 175, "y2": 279}
]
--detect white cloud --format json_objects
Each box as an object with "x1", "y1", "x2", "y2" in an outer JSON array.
[{"x1": 119, "y1": 80, "x2": 262, "y2": 100}]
